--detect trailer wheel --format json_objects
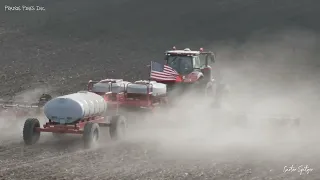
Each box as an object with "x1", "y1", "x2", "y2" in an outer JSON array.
[
  {"x1": 23, "y1": 118, "x2": 40, "y2": 145},
  {"x1": 109, "y1": 115, "x2": 127, "y2": 140},
  {"x1": 83, "y1": 122, "x2": 100, "y2": 149}
]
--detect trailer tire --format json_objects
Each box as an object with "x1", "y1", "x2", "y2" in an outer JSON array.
[
  {"x1": 109, "y1": 115, "x2": 127, "y2": 140},
  {"x1": 83, "y1": 122, "x2": 100, "y2": 149},
  {"x1": 23, "y1": 118, "x2": 40, "y2": 145}
]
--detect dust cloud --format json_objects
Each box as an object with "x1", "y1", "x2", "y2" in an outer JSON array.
[
  {"x1": 122, "y1": 29, "x2": 320, "y2": 162},
  {"x1": 0, "y1": 83, "x2": 55, "y2": 143},
  {"x1": 0, "y1": 28, "x2": 319, "y2": 165}
]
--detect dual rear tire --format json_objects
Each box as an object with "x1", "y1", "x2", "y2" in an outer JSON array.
[{"x1": 204, "y1": 81, "x2": 222, "y2": 108}]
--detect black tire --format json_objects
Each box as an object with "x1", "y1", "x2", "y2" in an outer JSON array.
[
  {"x1": 83, "y1": 122, "x2": 100, "y2": 149},
  {"x1": 109, "y1": 115, "x2": 127, "y2": 140},
  {"x1": 204, "y1": 81, "x2": 220, "y2": 108},
  {"x1": 23, "y1": 118, "x2": 41, "y2": 145},
  {"x1": 38, "y1": 93, "x2": 52, "y2": 104},
  {"x1": 204, "y1": 81, "x2": 216, "y2": 97},
  {"x1": 211, "y1": 83, "x2": 227, "y2": 108}
]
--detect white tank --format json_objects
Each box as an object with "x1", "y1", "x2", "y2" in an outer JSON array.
[
  {"x1": 92, "y1": 79, "x2": 130, "y2": 93},
  {"x1": 126, "y1": 80, "x2": 167, "y2": 96},
  {"x1": 43, "y1": 91, "x2": 107, "y2": 124}
]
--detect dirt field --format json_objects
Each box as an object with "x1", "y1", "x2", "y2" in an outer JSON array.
[{"x1": 1, "y1": 0, "x2": 320, "y2": 179}]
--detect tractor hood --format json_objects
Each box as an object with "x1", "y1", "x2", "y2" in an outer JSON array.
[{"x1": 177, "y1": 71, "x2": 203, "y2": 83}]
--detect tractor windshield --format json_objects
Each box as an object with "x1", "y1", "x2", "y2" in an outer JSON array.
[{"x1": 167, "y1": 55, "x2": 195, "y2": 75}]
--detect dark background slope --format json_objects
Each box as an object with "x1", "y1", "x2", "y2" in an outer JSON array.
[{"x1": 0, "y1": 0, "x2": 319, "y2": 97}]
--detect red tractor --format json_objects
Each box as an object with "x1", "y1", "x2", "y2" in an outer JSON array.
[{"x1": 152, "y1": 47, "x2": 226, "y2": 106}]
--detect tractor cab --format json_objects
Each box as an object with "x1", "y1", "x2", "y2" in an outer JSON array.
[
  {"x1": 165, "y1": 48, "x2": 201, "y2": 75},
  {"x1": 164, "y1": 47, "x2": 216, "y2": 81}
]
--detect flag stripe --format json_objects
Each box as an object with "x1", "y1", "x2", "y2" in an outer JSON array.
[
  {"x1": 164, "y1": 66, "x2": 178, "y2": 75},
  {"x1": 150, "y1": 61, "x2": 178, "y2": 81},
  {"x1": 151, "y1": 71, "x2": 176, "y2": 78},
  {"x1": 151, "y1": 73, "x2": 176, "y2": 80}
]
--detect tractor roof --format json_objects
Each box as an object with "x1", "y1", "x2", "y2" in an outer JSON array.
[
  {"x1": 165, "y1": 48, "x2": 200, "y2": 55},
  {"x1": 99, "y1": 79, "x2": 123, "y2": 83}
]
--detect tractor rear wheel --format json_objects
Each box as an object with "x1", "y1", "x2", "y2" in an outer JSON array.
[
  {"x1": 211, "y1": 83, "x2": 228, "y2": 108},
  {"x1": 83, "y1": 122, "x2": 100, "y2": 149},
  {"x1": 204, "y1": 81, "x2": 216, "y2": 97},
  {"x1": 204, "y1": 81, "x2": 220, "y2": 107},
  {"x1": 23, "y1": 118, "x2": 41, "y2": 145},
  {"x1": 109, "y1": 115, "x2": 127, "y2": 140}
]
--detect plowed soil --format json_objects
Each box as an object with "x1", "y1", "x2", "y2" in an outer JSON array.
[{"x1": 1, "y1": 0, "x2": 320, "y2": 179}]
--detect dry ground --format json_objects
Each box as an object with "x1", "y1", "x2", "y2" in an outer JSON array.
[{"x1": 1, "y1": 0, "x2": 320, "y2": 179}]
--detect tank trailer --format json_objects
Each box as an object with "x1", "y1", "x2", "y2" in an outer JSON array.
[{"x1": 22, "y1": 90, "x2": 127, "y2": 149}]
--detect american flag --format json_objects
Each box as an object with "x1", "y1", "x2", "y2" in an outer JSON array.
[{"x1": 149, "y1": 61, "x2": 179, "y2": 81}]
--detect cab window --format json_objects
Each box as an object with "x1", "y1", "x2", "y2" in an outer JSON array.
[
  {"x1": 199, "y1": 54, "x2": 207, "y2": 67},
  {"x1": 193, "y1": 56, "x2": 201, "y2": 69},
  {"x1": 207, "y1": 54, "x2": 215, "y2": 65},
  {"x1": 167, "y1": 55, "x2": 193, "y2": 75}
]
